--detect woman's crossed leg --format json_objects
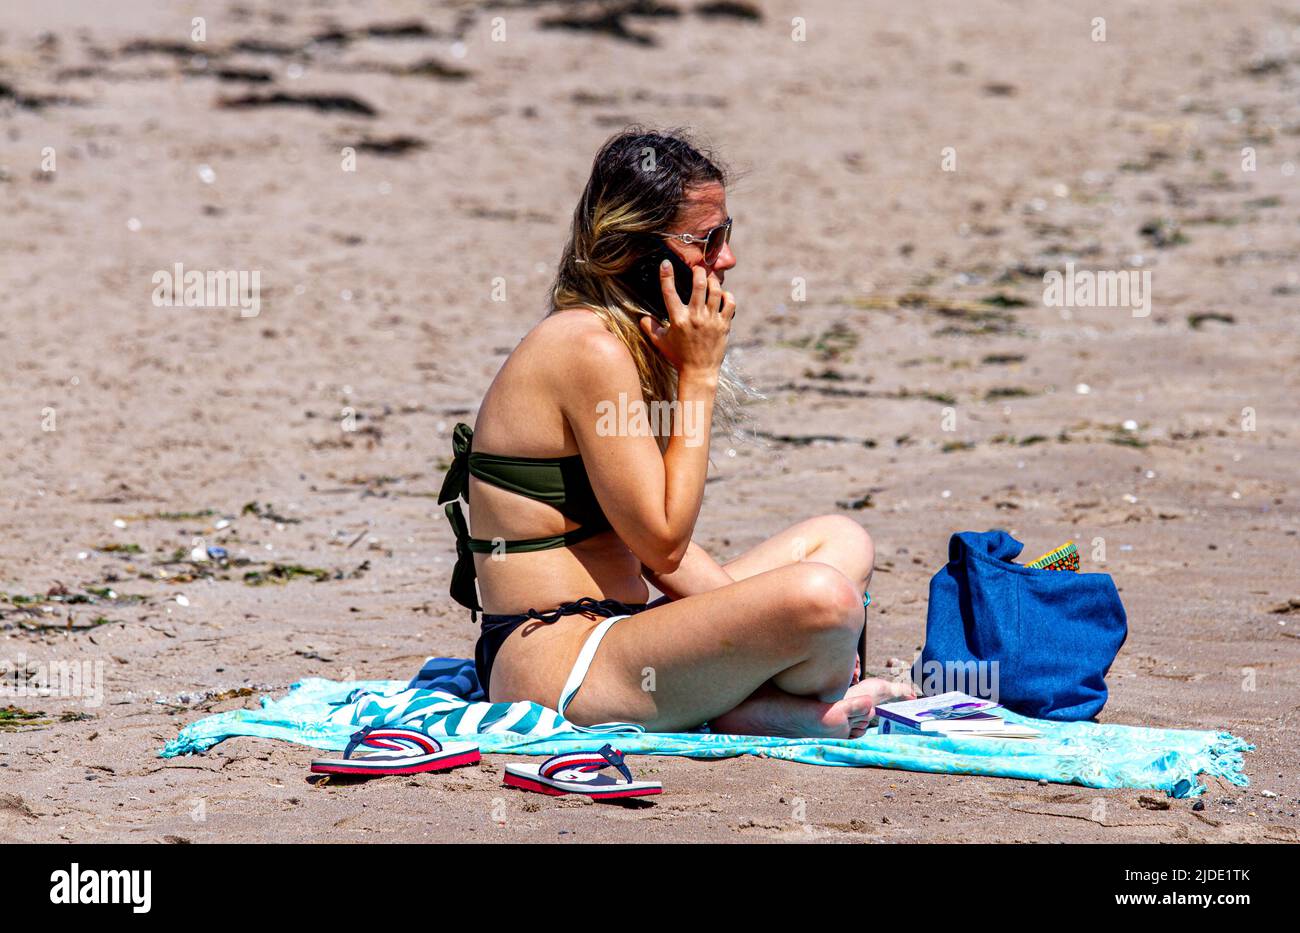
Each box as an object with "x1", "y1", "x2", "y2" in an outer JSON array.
[{"x1": 565, "y1": 517, "x2": 912, "y2": 736}]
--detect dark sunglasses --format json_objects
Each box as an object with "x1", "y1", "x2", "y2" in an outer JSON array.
[{"x1": 661, "y1": 216, "x2": 732, "y2": 264}]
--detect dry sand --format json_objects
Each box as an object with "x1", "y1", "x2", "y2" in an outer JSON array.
[{"x1": 1, "y1": 0, "x2": 1298, "y2": 843}]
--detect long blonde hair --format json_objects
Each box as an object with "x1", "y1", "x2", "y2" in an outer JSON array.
[{"x1": 549, "y1": 128, "x2": 752, "y2": 442}]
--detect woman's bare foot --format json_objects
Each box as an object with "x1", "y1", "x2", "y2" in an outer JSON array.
[{"x1": 710, "y1": 679, "x2": 915, "y2": 740}]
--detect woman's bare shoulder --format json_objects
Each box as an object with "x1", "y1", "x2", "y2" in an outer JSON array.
[{"x1": 526, "y1": 309, "x2": 634, "y2": 366}]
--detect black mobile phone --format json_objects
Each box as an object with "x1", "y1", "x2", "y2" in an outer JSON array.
[{"x1": 621, "y1": 241, "x2": 695, "y2": 322}]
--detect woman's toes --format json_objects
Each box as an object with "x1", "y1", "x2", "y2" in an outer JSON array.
[
  {"x1": 820, "y1": 690, "x2": 874, "y2": 737},
  {"x1": 883, "y1": 680, "x2": 917, "y2": 701},
  {"x1": 846, "y1": 702, "x2": 875, "y2": 739},
  {"x1": 850, "y1": 677, "x2": 912, "y2": 705}
]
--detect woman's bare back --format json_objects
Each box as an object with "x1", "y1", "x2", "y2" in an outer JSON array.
[{"x1": 468, "y1": 310, "x2": 648, "y2": 617}]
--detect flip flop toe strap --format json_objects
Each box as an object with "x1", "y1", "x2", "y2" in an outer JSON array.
[
  {"x1": 539, "y1": 744, "x2": 635, "y2": 784},
  {"x1": 343, "y1": 727, "x2": 443, "y2": 760}
]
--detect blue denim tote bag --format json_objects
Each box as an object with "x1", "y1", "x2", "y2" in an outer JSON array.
[{"x1": 918, "y1": 530, "x2": 1127, "y2": 721}]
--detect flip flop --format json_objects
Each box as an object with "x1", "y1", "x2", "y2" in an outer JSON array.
[
  {"x1": 310, "y1": 726, "x2": 480, "y2": 777},
  {"x1": 503, "y1": 744, "x2": 661, "y2": 799}
]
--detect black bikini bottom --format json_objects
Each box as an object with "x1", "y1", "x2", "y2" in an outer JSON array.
[{"x1": 475, "y1": 597, "x2": 652, "y2": 697}]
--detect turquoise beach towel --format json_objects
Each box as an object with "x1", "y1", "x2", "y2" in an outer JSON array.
[{"x1": 161, "y1": 658, "x2": 1251, "y2": 799}]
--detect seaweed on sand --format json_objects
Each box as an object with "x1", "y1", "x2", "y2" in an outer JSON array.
[
  {"x1": 349, "y1": 136, "x2": 427, "y2": 156},
  {"x1": 241, "y1": 502, "x2": 302, "y2": 524},
  {"x1": 0, "y1": 707, "x2": 52, "y2": 731},
  {"x1": 242, "y1": 564, "x2": 332, "y2": 586},
  {"x1": 539, "y1": 4, "x2": 669, "y2": 46},
  {"x1": 696, "y1": 1, "x2": 761, "y2": 20},
  {"x1": 778, "y1": 322, "x2": 861, "y2": 361},
  {"x1": 1187, "y1": 312, "x2": 1235, "y2": 330},
  {"x1": 219, "y1": 92, "x2": 378, "y2": 117},
  {"x1": 932, "y1": 305, "x2": 1017, "y2": 337},
  {"x1": 753, "y1": 430, "x2": 877, "y2": 449},
  {"x1": 984, "y1": 386, "x2": 1037, "y2": 400}
]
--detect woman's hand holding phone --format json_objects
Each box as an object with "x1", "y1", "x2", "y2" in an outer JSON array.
[{"x1": 639, "y1": 259, "x2": 735, "y2": 378}]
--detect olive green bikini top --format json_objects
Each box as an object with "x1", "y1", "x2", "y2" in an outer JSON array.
[{"x1": 436, "y1": 422, "x2": 611, "y2": 615}]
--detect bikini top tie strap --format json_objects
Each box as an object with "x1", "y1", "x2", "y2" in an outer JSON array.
[
  {"x1": 437, "y1": 422, "x2": 474, "y2": 506},
  {"x1": 444, "y1": 500, "x2": 482, "y2": 617},
  {"x1": 438, "y1": 423, "x2": 482, "y2": 618}
]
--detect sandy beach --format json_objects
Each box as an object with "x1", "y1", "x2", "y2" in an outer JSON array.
[{"x1": 2, "y1": 0, "x2": 1298, "y2": 843}]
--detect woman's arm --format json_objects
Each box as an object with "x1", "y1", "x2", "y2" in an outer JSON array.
[
  {"x1": 559, "y1": 330, "x2": 715, "y2": 574},
  {"x1": 558, "y1": 262, "x2": 734, "y2": 574},
  {"x1": 643, "y1": 540, "x2": 734, "y2": 600}
]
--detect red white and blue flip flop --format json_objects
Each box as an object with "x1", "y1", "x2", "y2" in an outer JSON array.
[
  {"x1": 310, "y1": 726, "x2": 480, "y2": 777},
  {"x1": 503, "y1": 744, "x2": 661, "y2": 799}
]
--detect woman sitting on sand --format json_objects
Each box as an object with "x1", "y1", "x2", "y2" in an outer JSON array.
[{"x1": 438, "y1": 129, "x2": 911, "y2": 738}]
